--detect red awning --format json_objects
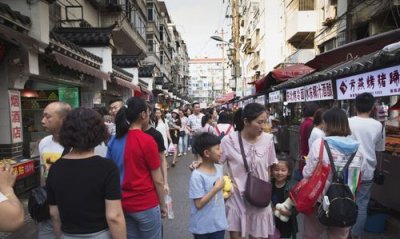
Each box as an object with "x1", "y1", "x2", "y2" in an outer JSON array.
[
  {"x1": 306, "y1": 29, "x2": 400, "y2": 70},
  {"x1": 215, "y1": 92, "x2": 236, "y2": 104},
  {"x1": 271, "y1": 64, "x2": 315, "y2": 81}
]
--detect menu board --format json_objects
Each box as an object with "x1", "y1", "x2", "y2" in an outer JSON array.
[{"x1": 269, "y1": 91, "x2": 281, "y2": 103}]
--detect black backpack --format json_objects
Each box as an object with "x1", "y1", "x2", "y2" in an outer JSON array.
[{"x1": 317, "y1": 140, "x2": 358, "y2": 227}]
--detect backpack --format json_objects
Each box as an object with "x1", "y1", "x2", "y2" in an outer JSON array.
[
  {"x1": 215, "y1": 125, "x2": 232, "y2": 140},
  {"x1": 317, "y1": 140, "x2": 358, "y2": 227}
]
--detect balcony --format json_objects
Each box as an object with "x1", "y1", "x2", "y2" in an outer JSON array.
[
  {"x1": 286, "y1": 49, "x2": 316, "y2": 64},
  {"x1": 286, "y1": 10, "x2": 317, "y2": 47},
  {"x1": 248, "y1": 54, "x2": 260, "y2": 70},
  {"x1": 101, "y1": 13, "x2": 147, "y2": 55}
]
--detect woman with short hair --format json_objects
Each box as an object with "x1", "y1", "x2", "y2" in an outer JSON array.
[{"x1": 47, "y1": 107, "x2": 126, "y2": 239}]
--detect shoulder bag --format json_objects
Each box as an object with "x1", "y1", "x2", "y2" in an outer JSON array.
[{"x1": 238, "y1": 132, "x2": 272, "y2": 208}]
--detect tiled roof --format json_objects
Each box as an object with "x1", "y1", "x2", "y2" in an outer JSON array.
[
  {"x1": 139, "y1": 64, "x2": 156, "y2": 77},
  {"x1": 112, "y1": 54, "x2": 144, "y2": 68},
  {"x1": 53, "y1": 26, "x2": 114, "y2": 47},
  {"x1": 112, "y1": 64, "x2": 133, "y2": 78},
  {"x1": 0, "y1": 3, "x2": 31, "y2": 30},
  {"x1": 49, "y1": 31, "x2": 103, "y2": 63}
]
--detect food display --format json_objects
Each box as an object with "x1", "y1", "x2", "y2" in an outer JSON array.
[
  {"x1": 0, "y1": 158, "x2": 17, "y2": 167},
  {"x1": 385, "y1": 122, "x2": 400, "y2": 153}
]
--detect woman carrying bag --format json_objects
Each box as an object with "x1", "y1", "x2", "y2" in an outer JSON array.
[
  {"x1": 303, "y1": 107, "x2": 362, "y2": 239},
  {"x1": 220, "y1": 103, "x2": 278, "y2": 239}
]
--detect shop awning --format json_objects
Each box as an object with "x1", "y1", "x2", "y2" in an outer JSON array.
[
  {"x1": 113, "y1": 75, "x2": 139, "y2": 90},
  {"x1": 306, "y1": 29, "x2": 400, "y2": 70},
  {"x1": 271, "y1": 64, "x2": 315, "y2": 81},
  {"x1": 215, "y1": 92, "x2": 236, "y2": 104},
  {"x1": 53, "y1": 52, "x2": 110, "y2": 82}
]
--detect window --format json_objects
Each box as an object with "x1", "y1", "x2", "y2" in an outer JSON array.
[
  {"x1": 148, "y1": 39, "x2": 154, "y2": 52},
  {"x1": 130, "y1": 8, "x2": 146, "y2": 40},
  {"x1": 160, "y1": 26, "x2": 164, "y2": 41},
  {"x1": 160, "y1": 51, "x2": 164, "y2": 64},
  {"x1": 148, "y1": 8, "x2": 153, "y2": 21},
  {"x1": 299, "y1": 0, "x2": 314, "y2": 11}
]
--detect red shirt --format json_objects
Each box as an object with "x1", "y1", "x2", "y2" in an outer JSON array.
[
  {"x1": 122, "y1": 129, "x2": 160, "y2": 212},
  {"x1": 299, "y1": 117, "x2": 314, "y2": 157}
]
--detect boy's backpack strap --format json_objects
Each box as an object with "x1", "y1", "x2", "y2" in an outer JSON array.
[{"x1": 215, "y1": 125, "x2": 221, "y2": 135}]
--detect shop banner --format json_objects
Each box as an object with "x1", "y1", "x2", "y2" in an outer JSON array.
[
  {"x1": 12, "y1": 160, "x2": 35, "y2": 180},
  {"x1": 286, "y1": 86, "x2": 305, "y2": 103},
  {"x1": 8, "y1": 90, "x2": 22, "y2": 143},
  {"x1": 269, "y1": 91, "x2": 281, "y2": 103},
  {"x1": 58, "y1": 87, "x2": 79, "y2": 108},
  {"x1": 255, "y1": 95, "x2": 266, "y2": 105},
  {"x1": 304, "y1": 80, "x2": 334, "y2": 101},
  {"x1": 336, "y1": 65, "x2": 400, "y2": 100}
]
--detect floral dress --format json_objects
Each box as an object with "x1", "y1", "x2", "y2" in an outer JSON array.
[{"x1": 220, "y1": 131, "x2": 278, "y2": 238}]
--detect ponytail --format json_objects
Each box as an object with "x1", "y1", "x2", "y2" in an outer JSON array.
[
  {"x1": 115, "y1": 106, "x2": 129, "y2": 138},
  {"x1": 233, "y1": 108, "x2": 244, "y2": 131},
  {"x1": 201, "y1": 114, "x2": 212, "y2": 127}
]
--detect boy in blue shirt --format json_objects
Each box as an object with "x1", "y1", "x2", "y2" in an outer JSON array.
[{"x1": 189, "y1": 132, "x2": 228, "y2": 239}]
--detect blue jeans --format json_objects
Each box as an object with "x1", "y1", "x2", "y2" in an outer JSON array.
[
  {"x1": 179, "y1": 134, "x2": 188, "y2": 154},
  {"x1": 351, "y1": 180, "x2": 373, "y2": 236},
  {"x1": 125, "y1": 205, "x2": 162, "y2": 239},
  {"x1": 193, "y1": 230, "x2": 225, "y2": 239}
]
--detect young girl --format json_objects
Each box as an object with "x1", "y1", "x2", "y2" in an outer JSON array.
[{"x1": 271, "y1": 157, "x2": 298, "y2": 239}]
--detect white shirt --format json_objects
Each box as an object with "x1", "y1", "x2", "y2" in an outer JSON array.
[
  {"x1": 348, "y1": 116, "x2": 385, "y2": 180},
  {"x1": 188, "y1": 113, "x2": 204, "y2": 133},
  {"x1": 308, "y1": 127, "x2": 325, "y2": 148},
  {"x1": 0, "y1": 192, "x2": 8, "y2": 203},
  {"x1": 38, "y1": 135, "x2": 64, "y2": 178}
]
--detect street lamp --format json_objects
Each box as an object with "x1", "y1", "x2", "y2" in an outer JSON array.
[{"x1": 210, "y1": 35, "x2": 239, "y2": 92}]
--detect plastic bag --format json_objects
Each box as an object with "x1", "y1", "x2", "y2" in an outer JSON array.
[
  {"x1": 289, "y1": 141, "x2": 331, "y2": 215},
  {"x1": 165, "y1": 194, "x2": 174, "y2": 219},
  {"x1": 168, "y1": 143, "x2": 176, "y2": 153}
]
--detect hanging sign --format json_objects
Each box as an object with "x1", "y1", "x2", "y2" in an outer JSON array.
[
  {"x1": 304, "y1": 80, "x2": 334, "y2": 101},
  {"x1": 286, "y1": 86, "x2": 305, "y2": 103},
  {"x1": 269, "y1": 91, "x2": 281, "y2": 103},
  {"x1": 255, "y1": 95, "x2": 266, "y2": 105},
  {"x1": 8, "y1": 90, "x2": 23, "y2": 143},
  {"x1": 336, "y1": 65, "x2": 400, "y2": 100}
]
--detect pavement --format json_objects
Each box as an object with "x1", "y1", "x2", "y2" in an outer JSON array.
[{"x1": 0, "y1": 152, "x2": 396, "y2": 239}]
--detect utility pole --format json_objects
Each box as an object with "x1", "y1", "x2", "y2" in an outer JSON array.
[{"x1": 231, "y1": 0, "x2": 241, "y2": 92}]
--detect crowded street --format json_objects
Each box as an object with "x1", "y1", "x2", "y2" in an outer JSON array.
[{"x1": 1, "y1": 0, "x2": 400, "y2": 239}]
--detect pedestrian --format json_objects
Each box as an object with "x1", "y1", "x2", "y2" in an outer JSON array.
[
  {"x1": 38, "y1": 101, "x2": 72, "y2": 239},
  {"x1": 169, "y1": 109, "x2": 181, "y2": 167},
  {"x1": 189, "y1": 132, "x2": 228, "y2": 239},
  {"x1": 178, "y1": 109, "x2": 189, "y2": 156},
  {"x1": 198, "y1": 114, "x2": 217, "y2": 136},
  {"x1": 298, "y1": 103, "x2": 320, "y2": 179},
  {"x1": 188, "y1": 102, "x2": 204, "y2": 160},
  {"x1": 155, "y1": 108, "x2": 172, "y2": 158},
  {"x1": 220, "y1": 103, "x2": 278, "y2": 239},
  {"x1": 114, "y1": 97, "x2": 167, "y2": 239},
  {"x1": 0, "y1": 164, "x2": 24, "y2": 232},
  {"x1": 47, "y1": 107, "x2": 126, "y2": 239},
  {"x1": 108, "y1": 99, "x2": 125, "y2": 135},
  {"x1": 271, "y1": 156, "x2": 298, "y2": 239},
  {"x1": 308, "y1": 108, "x2": 327, "y2": 147},
  {"x1": 143, "y1": 104, "x2": 169, "y2": 194},
  {"x1": 303, "y1": 107, "x2": 362, "y2": 239},
  {"x1": 215, "y1": 111, "x2": 233, "y2": 139},
  {"x1": 349, "y1": 93, "x2": 385, "y2": 239}
]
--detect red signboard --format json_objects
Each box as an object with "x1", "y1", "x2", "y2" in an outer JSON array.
[
  {"x1": 8, "y1": 91, "x2": 23, "y2": 143},
  {"x1": 12, "y1": 160, "x2": 35, "y2": 180}
]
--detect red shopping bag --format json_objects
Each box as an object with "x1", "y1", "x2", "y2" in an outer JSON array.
[{"x1": 289, "y1": 140, "x2": 331, "y2": 215}]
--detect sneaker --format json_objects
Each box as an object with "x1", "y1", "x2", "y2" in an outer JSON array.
[
  {"x1": 177, "y1": 153, "x2": 182, "y2": 157},
  {"x1": 183, "y1": 152, "x2": 187, "y2": 156},
  {"x1": 188, "y1": 147, "x2": 192, "y2": 151}
]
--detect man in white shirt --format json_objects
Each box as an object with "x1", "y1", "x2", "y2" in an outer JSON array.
[
  {"x1": 348, "y1": 93, "x2": 385, "y2": 239},
  {"x1": 38, "y1": 101, "x2": 72, "y2": 239},
  {"x1": 187, "y1": 102, "x2": 204, "y2": 159}
]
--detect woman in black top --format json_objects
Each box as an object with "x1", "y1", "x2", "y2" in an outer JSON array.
[
  {"x1": 46, "y1": 107, "x2": 126, "y2": 239},
  {"x1": 169, "y1": 109, "x2": 181, "y2": 166}
]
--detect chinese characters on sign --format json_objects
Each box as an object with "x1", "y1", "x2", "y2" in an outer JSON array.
[
  {"x1": 336, "y1": 65, "x2": 400, "y2": 100},
  {"x1": 12, "y1": 160, "x2": 35, "y2": 180},
  {"x1": 286, "y1": 87, "x2": 305, "y2": 103},
  {"x1": 304, "y1": 80, "x2": 334, "y2": 102},
  {"x1": 255, "y1": 95, "x2": 266, "y2": 105},
  {"x1": 8, "y1": 91, "x2": 22, "y2": 143},
  {"x1": 268, "y1": 91, "x2": 281, "y2": 103}
]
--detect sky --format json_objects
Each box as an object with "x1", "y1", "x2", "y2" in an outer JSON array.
[{"x1": 163, "y1": 0, "x2": 230, "y2": 59}]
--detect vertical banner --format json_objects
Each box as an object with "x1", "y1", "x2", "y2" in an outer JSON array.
[{"x1": 8, "y1": 90, "x2": 23, "y2": 143}]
